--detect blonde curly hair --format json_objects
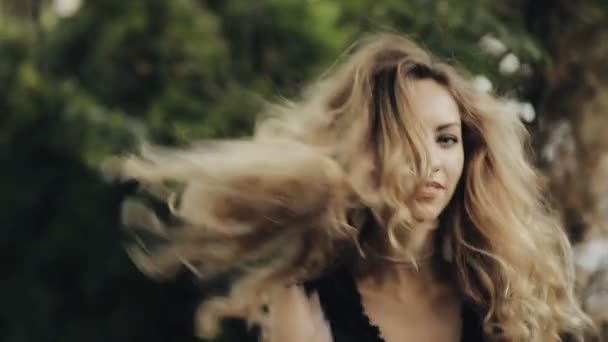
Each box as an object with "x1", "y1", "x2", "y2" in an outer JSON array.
[{"x1": 105, "y1": 33, "x2": 591, "y2": 341}]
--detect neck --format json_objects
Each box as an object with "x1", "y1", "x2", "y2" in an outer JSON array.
[
  {"x1": 403, "y1": 219, "x2": 438, "y2": 260},
  {"x1": 383, "y1": 219, "x2": 438, "y2": 264},
  {"x1": 356, "y1": 219, "x2": 444, "y2": 291}
]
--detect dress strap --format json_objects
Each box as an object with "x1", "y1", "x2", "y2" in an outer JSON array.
[
  {"x1": 303, "y1": 267, "x2": 385, "y2": 342},
  {"x1": 304, "y1": 266, "x2": 485, "y2": 342}
]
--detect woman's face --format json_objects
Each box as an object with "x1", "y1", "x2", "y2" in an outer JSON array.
[{"x1": 407, "y1": 78, "x2": 464, "y2": 221}]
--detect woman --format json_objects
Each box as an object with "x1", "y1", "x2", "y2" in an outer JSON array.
[{"x1": 106, "y1": 33, "x2": 591, "y2": 341}]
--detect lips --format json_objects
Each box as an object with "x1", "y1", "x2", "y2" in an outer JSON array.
[
  {"x1": 416, "y1": 181, "x2": 444, "y2": 199},
  {"x1": 426, "y1": 181, "x2": 444, "y2": 189}
]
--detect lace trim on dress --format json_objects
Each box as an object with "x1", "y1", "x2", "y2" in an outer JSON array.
[
  {"x1": 304, "y1": 265, "x2": 484, "y2": 342},
  {"x1": 305, "y1": 266, "x2": 385, "y2": 342},
  {"x1": 347, "y1": 272, "x2": 386, "y2": 342}
]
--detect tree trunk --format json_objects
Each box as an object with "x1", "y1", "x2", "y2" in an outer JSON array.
[{"x1": 524, "y1": 1, "x2": 608, "y2": 338}]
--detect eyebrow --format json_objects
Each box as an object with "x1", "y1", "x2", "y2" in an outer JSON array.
[{"x1": 437, "y1": 122, "x2": 461, "y2": 131}]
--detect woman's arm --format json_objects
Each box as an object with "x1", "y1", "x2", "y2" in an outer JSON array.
[{"x1": 267, "y1": 286, "x2": 333, "y2": 342}]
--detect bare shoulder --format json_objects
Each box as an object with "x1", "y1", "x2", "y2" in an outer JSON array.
[{"x1": 266, "y1": 285, "x2": 333, "y2": 342}]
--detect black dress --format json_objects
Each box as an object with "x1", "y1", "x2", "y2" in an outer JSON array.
[{"x1": 299, "y1": 266, "x2": 486, "y2": 342}]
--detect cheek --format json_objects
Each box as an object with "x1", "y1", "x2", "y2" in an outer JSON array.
[{"x1": 447, "y1": 150, "x2": 465, "y2": 187}]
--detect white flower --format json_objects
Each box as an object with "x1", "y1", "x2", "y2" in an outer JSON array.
[
  {"x1": 499, "y1": 53, "x2": 520, "y2": 75},
  {"x1": 471, "y1": 75, "x2": 493, "y2": 93},
  {"x1": 502, "y1": 99, "x2": 536, "y2": 123},
  {"x1": 518, "y1": 102, "x2": 536, "y2": 122},
  {"x1": 541, "y1": 121, "x2": 571, "y2": 163},
  {"x1": 479, "y1": 34, "x2": 507, "y2": 57},
  {"x1": 53, "y1": 0, "x2": 82, "y2": 18},
  {"x1": 576, "y1": 239, "x2": 608, "y2": 272}
]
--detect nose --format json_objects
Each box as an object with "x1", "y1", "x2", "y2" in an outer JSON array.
[{"x1": 429, "y1": 145, "x2": 441, "y2": 173}]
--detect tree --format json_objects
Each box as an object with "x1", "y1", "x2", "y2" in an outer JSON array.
[{"x1": 2, "y1": 0, "x2": 606, "y2": 341}]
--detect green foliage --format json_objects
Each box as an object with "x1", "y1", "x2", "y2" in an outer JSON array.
[{"x1": 1, "y1": 0, "x2": 549, "y2": 341}]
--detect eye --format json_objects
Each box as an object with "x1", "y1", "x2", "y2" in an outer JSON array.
[{"x1": 437, "y1": 134, "x2": 459, "y2": 146}]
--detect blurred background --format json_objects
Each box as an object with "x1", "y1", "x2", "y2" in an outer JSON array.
[{"x1": 1, "y1": 0, "x2": 607, "y2": 341}]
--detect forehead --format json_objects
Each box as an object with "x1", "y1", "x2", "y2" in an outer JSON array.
[{"x1": 404, "y1": 78, "x2": 461, "y2": 127}]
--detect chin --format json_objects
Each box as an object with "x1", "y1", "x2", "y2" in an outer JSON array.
[
  {"x1": 418, "y1": 206, "x2": 441, "y2": 221},
  {"x1": 414, "y1": 201, "x2": 444, "y2": 223}
]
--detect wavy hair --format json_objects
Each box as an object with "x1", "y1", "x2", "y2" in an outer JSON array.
[{"x1": 104, "y1": 33, "x2": 591, "y2": 340}]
